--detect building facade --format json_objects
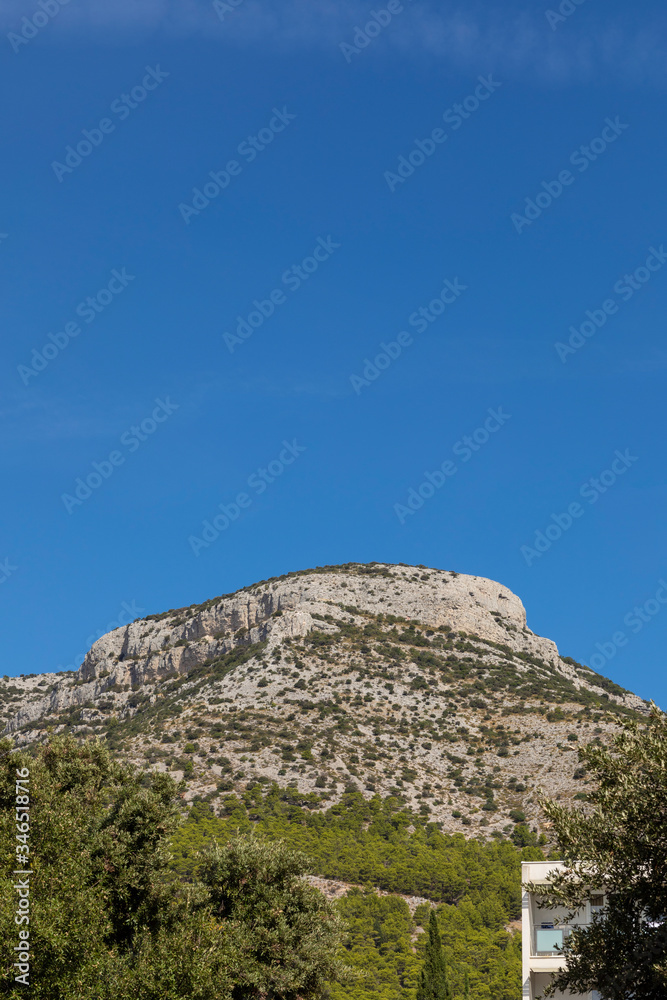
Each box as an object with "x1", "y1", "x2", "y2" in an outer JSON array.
[{"x1": 521, "y1": 861, "x2": 604, "y2": 1000}]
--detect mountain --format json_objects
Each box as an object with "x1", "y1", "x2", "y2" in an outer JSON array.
[{"x1": 1, "y1": 562, "x2": 647, "y2": 838}]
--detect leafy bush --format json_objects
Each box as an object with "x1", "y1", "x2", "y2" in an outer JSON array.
[{"x1": 0, "y1": 737, "x2": 349, "y2": 1000}]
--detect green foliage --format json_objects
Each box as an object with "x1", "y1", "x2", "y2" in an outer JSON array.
[
  {"x1": 171, "y1": 788, "x2": 536, "y2": 1000},
  {"x1": 416, "y1": 910, "x2": 452, "y2": 1000},
  {"x1": 0, "y1": 735, "x2": 182, "y2": 997},
  {"x1": 533, "y1": 707, "x2": 667, "y2": 999},
  {"x1": 171, "y1": 788, "x2": 524, "y2": 910},
  {"x1": 510, "y1": 823, "x2": 537, "y2": 848},
  {"x1": 329, "y1": 891, "x2": 420, "y2": 1000},
  {"x1": 196, "y1": 838, "x2": 351, "y2": 1000},
  {"x1": 329, "y1": 888, "x2": 521, "y2": 1000},
  {"x1": 0, "y1": 737, "x2": 347, "y2": 1000}
]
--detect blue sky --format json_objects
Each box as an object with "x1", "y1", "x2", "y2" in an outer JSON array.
[{"x1": 1, "y1": 0, "x2": 666, "y2": 708}]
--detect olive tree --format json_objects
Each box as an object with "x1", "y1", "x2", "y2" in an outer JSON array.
[
  {"x1": 529, "y1": 707, "x2": 667, "y2": 999},
  {"x1": 0, "y1": 736, "x2": 349, "y2": 1000}
]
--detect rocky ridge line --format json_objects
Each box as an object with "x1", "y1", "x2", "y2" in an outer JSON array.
[{"x1": 3, "y1": 563, "x2": 643, "y2": 735}]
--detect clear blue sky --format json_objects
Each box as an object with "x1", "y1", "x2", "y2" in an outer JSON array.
[{"x1": 1, "y1": 0, "x2": 666, "y2": 708}]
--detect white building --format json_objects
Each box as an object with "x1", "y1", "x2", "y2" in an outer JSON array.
[{"x1": 522, "y1": 861, "x2": 605, "y2": 1000}]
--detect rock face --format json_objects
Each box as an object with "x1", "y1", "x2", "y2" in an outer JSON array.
[
  {"x1": 0, "y1": 563, "x2": 648, "y2": 839},
  {"x1": 2, "y1": 563, "x2": 643, "y2": 735}
]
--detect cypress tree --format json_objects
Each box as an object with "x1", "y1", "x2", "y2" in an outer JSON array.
[{"x1": 416, "y1": 909, "x2": 452, "y2": 1000}]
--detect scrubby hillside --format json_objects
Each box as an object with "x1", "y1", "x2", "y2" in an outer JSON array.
[
  {"x1": 2, "y1": 562, "x2": 649, "y2": 1000},
  {"x1": 2, "y1": 563, "x2": 645, "y2": 838}
]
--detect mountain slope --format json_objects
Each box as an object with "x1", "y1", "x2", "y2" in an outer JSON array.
[{"x1": 1, "y1": 563, "x2": 647, "y2": 839}]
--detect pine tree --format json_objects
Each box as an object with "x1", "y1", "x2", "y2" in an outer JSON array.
[
  {"x1": 416, "y1": 910, "x2": 452, "y2": 1000},
  {"x1": 463, "y1": 969, "x2": 471, "y2": 999}
]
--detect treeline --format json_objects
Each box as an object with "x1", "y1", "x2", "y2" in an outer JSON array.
[
  {"x1": 328, "y1": 889, "x2": 521, "y2": 1000},
  {"x1": 170, "y1": 787, "x2": 541, "y2": 1000}
]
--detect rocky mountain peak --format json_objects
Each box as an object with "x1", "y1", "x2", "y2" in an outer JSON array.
[{"x1": 0, "y1": 563, "x2": 647, "y2": 839}]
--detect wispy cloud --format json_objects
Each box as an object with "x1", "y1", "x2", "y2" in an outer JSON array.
[{"x1": 2, "y1": 0, "x2": 666, "y2": 86}]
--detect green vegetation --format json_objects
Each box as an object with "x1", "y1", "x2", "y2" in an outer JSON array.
[
  {"x1": 533, "y1": 707, "x2": 667, "y2": 998},
  {"x1": 0, "y1": 566, "x2": 648, "y2": 999},
  {"x1": 171, "y1": 786, "x2": 531, "y2": 901},
  {"x1": 171, "y1": 786, "x2": 539, "y2": 1000},
  {"x1": 329, "y1": 892, "x2": 422, "y2": 1000},
  {"x1": 416, "y1": 910, "x2": 452, "y2": 1000},
  {"x1": 0, "y1": 738, "x2": 347, "y2": 1000}
]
